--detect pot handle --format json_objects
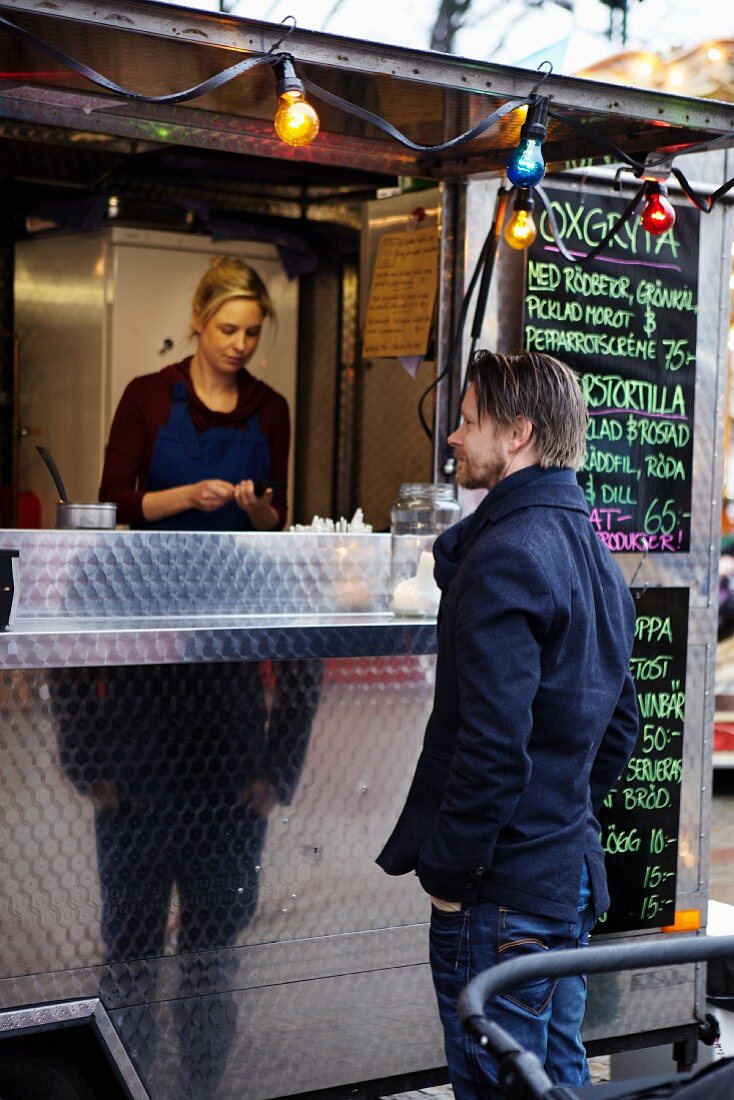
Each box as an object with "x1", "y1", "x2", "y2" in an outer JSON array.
[{"x1": 36, "y1": 445, "x2": 69, "y2": 502}]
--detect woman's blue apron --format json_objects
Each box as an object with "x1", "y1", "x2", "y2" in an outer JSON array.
[{"x1": 147, "y1": 382, "x2": 271, "y2": 531}]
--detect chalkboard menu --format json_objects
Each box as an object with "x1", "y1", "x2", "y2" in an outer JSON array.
[
  {"x1": 598, "y1": 587, "x2": 688, "y2": 934},
  {"x1": 524, "y1": 186, "x2": 700, "y2": 552}
]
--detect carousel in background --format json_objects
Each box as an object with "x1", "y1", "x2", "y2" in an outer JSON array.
[{"x1": 575, "y1": 38, "x2": 734, "y2": 101}]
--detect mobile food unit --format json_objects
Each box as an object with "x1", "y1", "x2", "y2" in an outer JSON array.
[{"x1": 0, "y1": 2, "x2": 733, "y2": 1097}]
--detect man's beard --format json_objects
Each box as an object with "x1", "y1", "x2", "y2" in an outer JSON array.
[
  {"x1": 456, "y1": 466, "x2": 484, "y2": 490},
  {"x1": 455, "y1": 454, "x2": 506, "y2": 491}
]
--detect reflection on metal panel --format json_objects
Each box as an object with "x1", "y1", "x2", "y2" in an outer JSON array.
[
  {"x1": 0, "y1": 656, "x2": 439, "y2": 1097},
  {"x1": 113, "y1": 965, "x2": 443, "y2": 1100},
  {"x1": 584, "y1": 966, "x2": 696, "y2": 1043}
]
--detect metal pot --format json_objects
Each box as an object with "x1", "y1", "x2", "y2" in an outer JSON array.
[
  {"x1": 36, "y1": 446, "x2": 117, "y2": 530},
  {"x1": 55, "y1": 502, "x2": 117, "y2": 530}
]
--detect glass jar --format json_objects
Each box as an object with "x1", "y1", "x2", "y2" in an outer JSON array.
[{"x1": 389, "y1": 483, "x2": 460, "y2": 617}]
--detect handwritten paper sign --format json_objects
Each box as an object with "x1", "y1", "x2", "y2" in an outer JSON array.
[
  {"x1": 362, "y1": 227, "x2": 438, "y2": 359},
  {"x1": 598, "y1": 587, "x2": 688, "y2": 934},
  {"x1": 525, "y1": 186, "x2": 700, "y2": 552}
]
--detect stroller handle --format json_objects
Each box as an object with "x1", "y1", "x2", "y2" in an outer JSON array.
[{"x1": 458, "y1": 932, "x2": 734, "y2": 1030}]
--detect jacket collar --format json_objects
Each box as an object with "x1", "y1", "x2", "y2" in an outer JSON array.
[
  {"x1": 433, "y1": 466, "x2": 588, "y2": 593},
  {"x1": 477, "y1": 465, "x2": 588, "y2": 525}
]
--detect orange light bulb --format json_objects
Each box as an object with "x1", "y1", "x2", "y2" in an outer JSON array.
[
  {"x1": 274, "y1": 90, "x2": 320, "y2": 147},
  {"x1": 504, "y1": 206, "x2": 537, "y2": 250}
]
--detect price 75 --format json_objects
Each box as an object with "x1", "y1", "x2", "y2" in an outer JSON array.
[{"x1": 662, "y1": 339, "x2": 694, "y2": 372}]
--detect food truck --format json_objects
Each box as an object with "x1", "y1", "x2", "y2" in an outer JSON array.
[{"x1": 0, "y1": 1, "x2": 733, "y2": 1097}]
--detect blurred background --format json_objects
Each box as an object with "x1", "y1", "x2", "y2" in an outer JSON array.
[{"x1": 156, "y1": 0, "x2": 733, "y2": 85}]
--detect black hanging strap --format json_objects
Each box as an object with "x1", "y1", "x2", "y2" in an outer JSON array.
[
  {"x1": 534, "y1": 182, "x2": 647, "y2": 265},
  {"x1": 0, "y1": 12, "x2": 275, "y2": 104}
]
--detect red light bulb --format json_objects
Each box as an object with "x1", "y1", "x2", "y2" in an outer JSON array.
[{"x1": 640, "y1": 184, "x2": 676, "y2": 236}]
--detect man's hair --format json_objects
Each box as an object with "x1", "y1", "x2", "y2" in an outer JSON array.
[{"x1": 467, "y1": 350, "x2": 588, "y2": 470}]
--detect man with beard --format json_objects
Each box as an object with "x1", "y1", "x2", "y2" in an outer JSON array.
[{"x1": 377, "y1": 350, "x2": 639, "y2": 1099}]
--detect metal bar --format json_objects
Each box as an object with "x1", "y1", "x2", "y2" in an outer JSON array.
[
  {"x1": 433, "y1": 179, "x2": 461, "y2": 480},
  {"x1": 91, "y1": 1002, "x2": 150, "y2": 1100},
  {"x1": 1, "y1": 0, "x2": 734, "y2": 139},
  {"x1": 0, "y1": 83, "x2": 418, "y2": 176},
  {"x1": 459, "y1": 934, "x2": 734, "y2": 1025},
  {"x1": 0, "y1": 998, "x2": 98, "y2": 1035}
]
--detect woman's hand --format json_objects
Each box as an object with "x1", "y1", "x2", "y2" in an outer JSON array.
[
  {"x1": 234, "y1": 480, "x2": 280, "y2": 530},
  {"x1": 189, "y1": 479, "x2": 236, "y2": 512},
  {"x1": 141, "y1": 480, "x2": 234, "y2": 522}
]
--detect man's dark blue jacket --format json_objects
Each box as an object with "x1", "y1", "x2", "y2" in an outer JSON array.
[{"x1": 377, "y1": 465, "x2": 639, "y2": 922}]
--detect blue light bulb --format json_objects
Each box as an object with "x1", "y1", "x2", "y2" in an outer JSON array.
[
  {"x1": 506, "y1": 139, "x2": 546, "y2": 188},
  {"x1": 506, "y1": 94, "x2": 549, "y2": 189}
]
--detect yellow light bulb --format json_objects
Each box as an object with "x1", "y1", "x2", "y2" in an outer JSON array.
[
  {"x1": 274, "y1": 90, "x2": 320, "y2": 147},
  {"x1": 504, "y1": 208, "x2": 537, "y2": 250}
]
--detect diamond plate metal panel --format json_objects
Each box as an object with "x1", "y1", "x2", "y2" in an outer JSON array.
[
  {"x1": 112, "y1": 964, "x2": 443, "y2": 1100},
  {"x1": 0, "y1": 530, "x2": 391, "y2": 618},
  {"x1": 0, "y1": 655, "x2": 439, "y2": 1097}
]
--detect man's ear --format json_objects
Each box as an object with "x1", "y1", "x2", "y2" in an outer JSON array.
[{"x1": 510, "y1": 415, "x2": 535, "y2": 452}]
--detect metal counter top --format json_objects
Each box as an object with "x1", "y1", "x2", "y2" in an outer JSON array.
[
  {"x1": 0, "y1": 532, "x2": 441, "y2": 667},
  {"x1": 0, "y1": 613, "x2": 438, "y2": 668}
]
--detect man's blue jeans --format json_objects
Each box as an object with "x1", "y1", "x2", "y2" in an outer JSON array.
[{"x1": 429, "y1": 882, "x2": 595, "y2": 1100}]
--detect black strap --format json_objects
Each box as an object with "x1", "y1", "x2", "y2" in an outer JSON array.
[
  {"x1": 0, "y1": 12, "x2": 274, "y2": 104},
  {"x1": 671, "y1": 165, "x2": 734, "y2": 213},
  {"x1": 301, "y1": 72, "x2": 527, "y2": 153},
  {"x1": 548, "y1": 106, "x2": 645, "y2": 172},
  {"x1": 534, "y1": 182, "x2": 646, "y2": 264}
]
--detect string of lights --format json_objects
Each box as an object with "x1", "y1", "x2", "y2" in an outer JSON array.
[{"x1": 0, "y1": 12, "x2": 733, "y2": 261}]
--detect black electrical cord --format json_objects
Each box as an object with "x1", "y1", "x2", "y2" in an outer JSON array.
[
  {"x1": 416, "y1": 186, "x2": 508, "y2": 444},
  {"x1": 547, "y1": 105, "x2": 734, "y2": 215},
  {"x1": 448, "y1": 186, "x2": 511, "y2": 441},
  {"x1": 0, "y1": 13, "x2": 529, "y2": 156},
  {"x1": 671, "y1": 165, "x2": 734, "y2": 213},
  {"x1": 534, "y1": 181, "x2": 647, "y2": 264},
  {"x1": 0, "y1": 13, "x2": 275, "y2": 103},
  {"x1": 416, "y1": 218, "x2": 495, "y2": 440},
  {"x1": 4, "y1": 9, "x2": 734, "y2": 224},
  {"x1": 547, "y1": 107, "x2": 646, "y2": 173},
  {"x1": 300, "y1": 72, "x2": 527, "y2": 154}
]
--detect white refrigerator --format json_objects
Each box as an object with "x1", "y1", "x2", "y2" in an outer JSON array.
[{"x1": 15, "y1": 227, "x2": 299, "y2": 527}]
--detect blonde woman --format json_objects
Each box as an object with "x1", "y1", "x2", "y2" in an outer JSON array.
[{"x1": 100, "y1": 256, "x2": 288, "y2": 530}]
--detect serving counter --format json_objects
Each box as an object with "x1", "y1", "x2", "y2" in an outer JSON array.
[
  {"x1": 0, "y1": 529, "x2": 436, "y2": 664},
  {"x1": 0, "y1": 529, "x2": 437, "y2": 665},
  {"x1": 0, "y1": 530, "x2": 445, "y2": 1100}
]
